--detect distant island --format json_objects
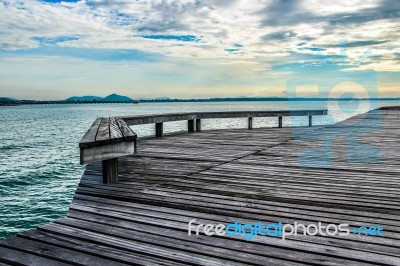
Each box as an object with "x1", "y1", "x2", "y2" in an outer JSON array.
[
  {"x1": 0, "y1": 94, "x2": 399, "y2": 106},
  {"x1": 65, "y1": 94, "x2": 136, "y2": 103},
  {"x1": 0, "y1": 94, "x2": 139, "y2": 106}
]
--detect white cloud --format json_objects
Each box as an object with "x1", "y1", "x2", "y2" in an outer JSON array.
[
  {"x1": 0, "y1": 0, "x2": 398, "y2": 64},
  {"x1": 301, "y1": 0, "x2": 380, "y2": 16}
]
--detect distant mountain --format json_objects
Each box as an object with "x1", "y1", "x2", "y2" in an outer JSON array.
[
  {"x1": 66, "y1": 95, "x2": 103, "y2": 102},
  {"x1": 102, "y1": 93, "x2": 133, "y2": 102},
  {"x1": 65, "y1": 94, "x2": 134, "y2": 103},
  {"x1": 0, "y1": 97, "x2": 19, "y2": 102}
]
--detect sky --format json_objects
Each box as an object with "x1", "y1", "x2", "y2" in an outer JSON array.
[{"x1": 0, "y1": 0, "x2": 399, "y2": 100}]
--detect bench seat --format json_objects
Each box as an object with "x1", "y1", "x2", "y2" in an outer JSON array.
[{"x1": 79, "y1": 117, "x2": 137, "y2": 183}]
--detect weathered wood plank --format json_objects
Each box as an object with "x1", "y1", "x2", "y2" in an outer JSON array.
[
  {"x1": 1, "y1": 235, "x2": 125, "y2": 266},
  {"x1": 19, "y1": 230, "x2": 187, "y2": 266},
  {"x1": 3, "y1": 107, "x2": 400, "y2": 265},
  {"x1": 79, "y1": 117, "x2": 102, "y2": 148},
  {"x1": 95, "y1": 117, "x2": 110, "y2": 146},
  {"x1": 115, "y1": 117, "x2": 136, "y2": 141},
  {"x1": 109, "y1": 117, "x2": 124, "y2": 144},
  {"x1": 0, "y1": 246, "x2": 69, "y2": 266},
  {"x1": 121, "y1": 110, "x2": 327, "y2": 126},
  {"x1": 38, "y1": 223, "x2": 252, "y2": 266},
  {"x1": 81, "y1": 141, "x2": 135, "y2": 165},
  {"x1": 64, "y1": 205, "x2": 400, "y2": 263}
]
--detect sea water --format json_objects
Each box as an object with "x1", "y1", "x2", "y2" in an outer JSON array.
[{"x1": 0, "y1": 100, "x2": 399, "y2": 239}]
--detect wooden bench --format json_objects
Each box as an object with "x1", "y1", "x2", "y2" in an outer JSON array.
[
  {"x1": 79, "y1": 117, "x2": 137, "y2": 184},
  {"x1": 80, "y1": 110, "x2": 327, "y2": 184}
]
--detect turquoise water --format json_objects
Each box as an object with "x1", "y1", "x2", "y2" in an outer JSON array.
[{"x1": 0, "y1": 100, "x2": 399, "y2": 239}]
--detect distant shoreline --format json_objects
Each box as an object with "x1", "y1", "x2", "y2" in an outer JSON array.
[{"x1": 1, "y1": 97, "x2": 400, "y2": 106}]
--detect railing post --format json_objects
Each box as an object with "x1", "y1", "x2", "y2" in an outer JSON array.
[
  {"x1": 188, "y1": 119, "x2": 195, "y2": 132},
  {"x1": 278, "y1": 116, "x2": 283, "y2": 128},
  {"x1": 309, "y1": 116, "x2": 312, "y2": 127},
  {"x1": 196, "y1": 119, "x2": 201, "y2": 132},
  {"x1": 156, "y1": 122, "x2": 163, "y2": 137},
  {"x1": 102, "y1": 158, "x2": 118, "y2": 184},
  {"x1": 248, "y1": 117, "x2": 253, "y2": 129}
]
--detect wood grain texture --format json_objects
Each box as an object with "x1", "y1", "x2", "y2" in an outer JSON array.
[
  {"x1": 79, "y1": 117, "x2": 102, "y2": 148},
  {"x1": 2, "y1": 107, "x2": 400, "y2": 265},
  {"x1": 109, "y1": 117, "x2": 124, "y2": 144},
  {"x1": 81, "y1": 141, "x2": 135, "y2": 164},
  {"x1": 80, "y1": 117, "x2": 136, "y2": 164},
  {"x1": 95, "y1": 117, "x2": 111, "y2": 146},
  {"x1": 116, "y1": 117, "x2": 136, "y2": 141}
]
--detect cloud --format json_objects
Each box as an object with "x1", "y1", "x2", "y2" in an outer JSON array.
[
  {"x1": 1, "y1": 0, "x2": 398, "y2": 62},
  {"x1": 0, "y1": 0, "x2": 398, "y2": 99},
  {"x1": 259, "y1": 0, "x2": 396, "y2": 27},
  {"x1": 262, "y1": 31, "x2": 297, "y2": 41}
]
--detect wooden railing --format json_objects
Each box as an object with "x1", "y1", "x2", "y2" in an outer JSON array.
[
  {"x1": 79, "y1": 109, "x2": 327, "y2": 183},
  {"x1": 120, "y1": 110, "x2": 327, "y2": 137}
]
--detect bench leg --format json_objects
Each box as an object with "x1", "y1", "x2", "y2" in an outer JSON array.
[
  {"x1": 156, "y1": 122, "x2": 163, "y2": 137},
  {"x1": 134, "y1": 140, "x2": 137, "y2": 154},
  {"x1": 188, "y1": 119, "x2": 195, "y2": 132},
  {"x1": 278, "y1": 116, "x2": 283, "y2": 128},
  {"x1": 248, "y1": 117, "x2": 253, "y2": 130},
  {"x1": 102, "y1": 158, "x2": 118, "y2": 184},
  {"x1": 196, "y1": 119, "x2": 201, "y2": 132}
]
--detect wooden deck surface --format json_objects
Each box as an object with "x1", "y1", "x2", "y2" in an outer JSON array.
[{"x1": 1, "y1": 108, "x2": 400, "y2": 265}]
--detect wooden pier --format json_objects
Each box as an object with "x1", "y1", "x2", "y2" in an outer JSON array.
[{"x1": 0, "y1": 107, "x2": 399, "y2": 265}]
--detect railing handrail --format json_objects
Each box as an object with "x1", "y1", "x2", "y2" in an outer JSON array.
[
  {"x1": 80, "y1": 109, "x2": 328, "y2": 183},
  {"x1": 120, "y1": 109, "x2": 328, "y2": 126}
]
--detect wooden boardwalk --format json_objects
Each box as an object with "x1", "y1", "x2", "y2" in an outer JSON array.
[{"x1": 0, "y1": 108, "x2": 400, "y2": 265}]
